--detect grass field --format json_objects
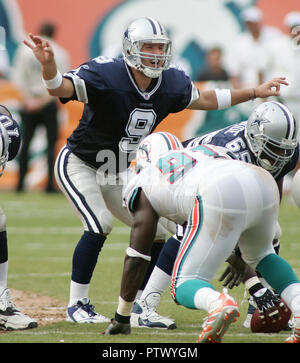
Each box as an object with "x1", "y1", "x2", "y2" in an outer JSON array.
[{"x1": 0, "y1": 190, "x2": 299, "y2": 345}]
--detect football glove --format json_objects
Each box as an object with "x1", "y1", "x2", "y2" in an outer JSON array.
[
  {"x1": 219, "y1": 250, "x2": 248, "y2": 289},
  {"x1": 252, "y1": 288, "x2": 288, "y2": 322}
]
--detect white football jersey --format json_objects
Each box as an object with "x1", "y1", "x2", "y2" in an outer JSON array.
[{"x1": 123, "y1": 145, "x2": 266, "y2": 225}]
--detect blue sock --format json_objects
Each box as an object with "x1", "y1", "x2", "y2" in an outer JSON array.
[
  {"x1": 156, "y1": 236, "x2": 181, "y2": 275},
  {"x1": 72, "y1": 231, "x2": 106, "y2": 284},
  {"x1": 0, "y1": 231, "x2": 7, "y2": 263}
]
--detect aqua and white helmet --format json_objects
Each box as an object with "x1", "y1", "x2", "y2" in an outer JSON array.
[
  {"x1": 135, "y1": 132, "x2": 182, "y2": 173},
  {"x1": 122, "y1": 17, "x2": 172, "y2": 78},
  {"x1": 245, "y1": 101, "x2": 298, "y2": 175}
]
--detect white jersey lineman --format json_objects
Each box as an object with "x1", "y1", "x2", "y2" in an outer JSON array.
[{"x1": 123, "y1": 145, "x2": 279, "y2": 299}]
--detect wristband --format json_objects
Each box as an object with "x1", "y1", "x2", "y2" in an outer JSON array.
[
  {"x1": 252, "y1": 88, "x2": 257, "y2": 100},
  {"x1": 245, "y1": 276, "x2": 261, "y2": 291},
  {"x1": 42, "y1": 70, "x2": 63, "y2": 89},
  {"x1": 215, "y1": 88, "x2": 232, "y2": 109}
]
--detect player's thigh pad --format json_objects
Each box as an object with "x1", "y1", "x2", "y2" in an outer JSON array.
[{"x1": 54, "y1": 146, "x2": 113, "y2": 234}]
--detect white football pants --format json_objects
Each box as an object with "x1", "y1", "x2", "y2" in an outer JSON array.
[{"x1": 171, "y1": 163, "x2": 280, "y2": 295}]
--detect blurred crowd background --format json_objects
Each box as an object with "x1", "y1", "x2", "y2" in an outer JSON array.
[{"x1": 0, "y1": 0, "x2": 299, "y2": 191}]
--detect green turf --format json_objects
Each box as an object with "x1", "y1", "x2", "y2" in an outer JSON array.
[{"x1": 0, "y1": 191, "x2": 299, "y2": 343}]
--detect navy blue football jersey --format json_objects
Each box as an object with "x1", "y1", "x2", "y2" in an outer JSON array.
[
  {"x1": 183, "y1": 121, "x2": 299, "y2": 180},
  {"x1": 60, "y1": 57, "x2": 197, "y2": 172}
]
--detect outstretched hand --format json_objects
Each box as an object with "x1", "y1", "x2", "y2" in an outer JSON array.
[
  {"x1": 24, "y1": 33, "x2": 54, "y2": 65},
  {"x1": 256, "y1": 77, "x2": 288, "y2": 98}
]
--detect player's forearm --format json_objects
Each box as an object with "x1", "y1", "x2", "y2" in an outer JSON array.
[
  {"x1": 188, "y1": 88, "x2": 254, "y2": 110},
  {"x1": 41, "y1": 61, "x2": 57, "y2": 82},
  {"x1": 231, "y1": 88, "x2": 256, "y2": 106},
  {"x1": 42, "y1": 62, "x2": 74, "y2": 98},
  {"x1": 189, "y1": 77, "x2": 286, "y2": 111}
]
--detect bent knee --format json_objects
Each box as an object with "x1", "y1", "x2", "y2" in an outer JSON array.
[{"x1": 97, "y1": 210, "x2": 113, "y2": 235}]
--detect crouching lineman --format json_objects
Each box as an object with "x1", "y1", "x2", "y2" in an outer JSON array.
[
  {"x1": 104, "y1": 139, "x2": 300, "y2": 343},
  {"x1": 0, "y1": 105, "x2": 38, "y2": 330},
  {"x1": 131, "y1": 101, "x2": 299, "y2": 330}
]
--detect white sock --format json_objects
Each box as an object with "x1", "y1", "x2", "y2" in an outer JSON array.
[
  {"x1": 140, "y1": 266, "x2": 171, "y2": 300},
  {"x1": 68, "y1": 280, "x2": 90, "y2": 307},
  {"x1": 281, "y1": 283, "x2": 300, "y2": 315},
  {"x1": 0, "y1": 261, "x2": 8, "y2": 288},
  {"x1": 194, "y1": 287, "x2": 221, "y2": 312}
]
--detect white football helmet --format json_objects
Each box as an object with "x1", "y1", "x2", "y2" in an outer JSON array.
[
  {"x1": 135, "y1": 132, "x2": 182, "y2": 173},
  {"x1": 122, "y1": 17, "x2": 172, "y2": 78},
  {"x1": 0, "y1": 104, "x2": 21, "y2": 161},
  {"x1": 0, "y1": 122, "x2": 9, "y2": 177},
  {"x1": 245, "y1": 101, "x2": 298, "y2": 175}
]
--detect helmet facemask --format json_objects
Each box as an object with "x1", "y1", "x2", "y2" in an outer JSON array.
[
  {"x1": 253, "y1": 134, "x2": 296, "y2": 174},
  {"x1": 135, "y1": 40, "x2": 171, "y2": 78},
  {"x1": 245, "y1": 101, "x2": 298, "y2": 175}
]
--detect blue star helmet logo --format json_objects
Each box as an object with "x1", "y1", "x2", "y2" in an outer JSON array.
[{"x1": 251, "y1": 109, "x2": 271, "y2": 128}]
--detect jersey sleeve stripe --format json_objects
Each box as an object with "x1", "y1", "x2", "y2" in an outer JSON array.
[
  {"x1": 64, "y1": 73, "x2": 88, "y2": 103},
  {"x1": 128, "y1": 187, "x2": 141, "y2": 213},
  {"x1": 187, "y1": 83, "x2": 200, "y2": 107}
]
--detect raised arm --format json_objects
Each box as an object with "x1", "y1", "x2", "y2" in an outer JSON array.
[
  {"x1": 188, "y1": 77, "x2": 289, "y2": 110},
  {"x1": 24, "y1": 33, "x2": 74, "y2": 98}
]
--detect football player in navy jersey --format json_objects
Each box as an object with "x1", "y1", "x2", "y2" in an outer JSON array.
[
  {"x1": 0, "y1": 105, "x2": 38, "y2": 330},
  {"x1": 130, "y1": 101, "x2": 299, "y2": 330},
  {"x1": 24, "y1": 16, "x2": 289, "y2": 324}
]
